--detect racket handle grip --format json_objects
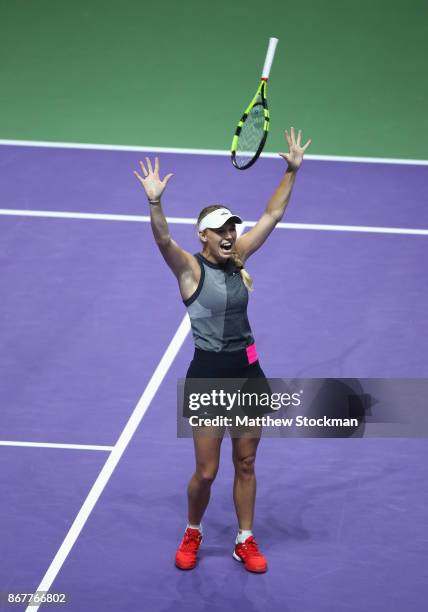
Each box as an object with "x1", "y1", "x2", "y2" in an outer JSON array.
[{"x1": 261, "y1": 37, "x2": 279, "y2": 79}]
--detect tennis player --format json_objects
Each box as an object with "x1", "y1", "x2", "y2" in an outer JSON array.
[{"x1": 134, "y1": 127, "x2": 311, "y2": 573}]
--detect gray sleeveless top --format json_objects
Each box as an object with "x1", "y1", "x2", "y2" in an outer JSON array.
[{"x1": 183, "y1": 253, "x2": 254, "y2": 352}]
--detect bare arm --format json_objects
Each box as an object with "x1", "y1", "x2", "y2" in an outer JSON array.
[
  {"x1": 236, "y1": 127, "x2": 312, "y2": 261},
  {"x1": 134, "y1": 158, "x2": 199, "y2": 295}
]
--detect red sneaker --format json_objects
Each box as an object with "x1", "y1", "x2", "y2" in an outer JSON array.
[
  {"x1": 233, "y1": 536, "x2": 268, "y2": 573},
  {"x1": 175, "y1": 528, "x2": 202, "y2": 570}
]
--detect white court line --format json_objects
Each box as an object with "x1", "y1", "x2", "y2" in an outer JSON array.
[
  {"x1": 26, "y1": 315, "x2": 191, "y2": 609},
  {"x1": 25, "y1": 313, "x2": 191, "y2": 611},
  {"x1": 1, "y1": 208, "x2": 428, "y2": 236},
  {"x1": 1, "y1": 138, "x2": 428, "y2": 166},
  {"x1": 0, "y1": 441, "x2": 113, "y2": 451},
  {"x1": 25, "y1": 222, "x2": 247, "y2": 611},
  {"x1": 272, "y1": 221, "x2": 428, "y2": 237},
  {"x1": 0, "y1": 208, "x2": 153, "y2": 223}
]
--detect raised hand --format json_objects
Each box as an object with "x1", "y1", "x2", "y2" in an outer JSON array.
[
  {"x1": 279, "y1": 127, "x2": 312, "y2": 171},
  {"x1": 133, "y1": 157, "x2": 173, "y2": 202}
]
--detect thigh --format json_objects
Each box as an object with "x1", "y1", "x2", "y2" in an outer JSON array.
[
  {"x1": 192, "y1": 426, "x2": 225, "y2": 470},
  {"x1": 183, "y1": 360, "x2": 227, "y2": 419}
]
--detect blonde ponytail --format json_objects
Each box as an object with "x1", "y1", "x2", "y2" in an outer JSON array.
[{"x1": 231, "y1": 250, "x2": 253, "y2": 292}]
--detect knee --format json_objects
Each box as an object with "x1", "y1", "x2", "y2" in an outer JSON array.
[
  {"x1": 234, "y1": 454, "x2": 256, "y2": 479},
  {"x1": 196, "y1": 464, "x2": 218, "y2": 486}
]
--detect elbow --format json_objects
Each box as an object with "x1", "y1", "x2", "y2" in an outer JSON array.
[{"x1": 267, "y1": 211, "x2": 282, "y2": 224}]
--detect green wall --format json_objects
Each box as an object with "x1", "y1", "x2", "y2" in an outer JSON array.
[{"x1": 1, "y1": 0, "x2": 427, "y2": 159}]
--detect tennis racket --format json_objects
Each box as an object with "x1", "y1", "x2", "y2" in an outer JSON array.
[{"x1": 231, "y1": 37, "x2": 279, "y2": 170}]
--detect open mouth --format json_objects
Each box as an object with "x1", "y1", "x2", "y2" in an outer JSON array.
[{"x1": 220, "y1": 241, "x2": 233, "y2": 254}]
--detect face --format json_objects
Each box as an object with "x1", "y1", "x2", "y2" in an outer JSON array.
[{"x1": 199, "y1": 221, "x2": 237, "y2": 263}]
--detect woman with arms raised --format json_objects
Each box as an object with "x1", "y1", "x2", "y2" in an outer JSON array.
[{"x1": 134, "y1": 127, "x2": 311, "y2": 573}]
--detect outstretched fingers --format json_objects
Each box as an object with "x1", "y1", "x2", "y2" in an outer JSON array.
[
  {"x1": 133, "y1": 170, "x2": 145, "y2": 185},
  {"x1": 286, "y1": 127, "x2": 303, "y2": 148},
  {"x1": 134, "y1": 156, "x2": 173, "y2": 194},
  {"x1": 285, "y1": 128, "x2": 312, "y2": 152},
  {"x1": 139, "y1": 160, "x2": 148, "y2": 177},
  {"x1": 145, "y1": 157, "x2": 154, "y2": 174},
  {"x1": 162, "y1": 172, "x2": 174, "y2": 186}
]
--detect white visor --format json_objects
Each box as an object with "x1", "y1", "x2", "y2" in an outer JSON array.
[{"x1": 198, "y1": 208, "x2": 242, "y2": 232}]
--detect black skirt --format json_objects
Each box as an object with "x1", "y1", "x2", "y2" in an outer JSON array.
[{"x1": 183, "y1": 347, "x2": 273, "y2": 419}]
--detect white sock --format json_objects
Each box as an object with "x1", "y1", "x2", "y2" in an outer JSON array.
[
  {"x1": 236, "y1": 529, "x2": 252, "y2": 544},
  {"x1": 187, "y1": 523, "x2": 203, "y2": 534}
]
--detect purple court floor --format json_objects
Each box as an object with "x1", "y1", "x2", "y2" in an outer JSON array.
[{"x1": 1, "y1": 144, "x2": 427, "y2": 611}]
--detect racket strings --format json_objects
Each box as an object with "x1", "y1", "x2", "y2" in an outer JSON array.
[{"x1": 235, "y1": 101, "x2": 265, "y2": 168}]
